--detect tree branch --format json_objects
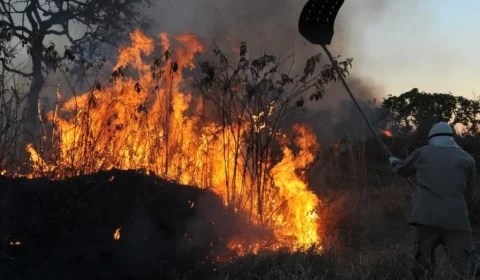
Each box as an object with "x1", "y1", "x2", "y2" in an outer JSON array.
[
  {"x1": 43, "y1": 10, "x2": 77, "y2": 28},
  {"x1": 46, "y1": 29, "x2": 67, "y2": 36},
  {"x1": 1, "y1": 62, "x2": 34, "y2": 78},
  {"x1": 0, "y1": 1, "x2": 15, "y2": 26},
  {"x1": 25, "y1": 1, "x2": 39, "y2": 32},
  {"x1": 42, "y1": 0, "x2": 97, "y2": 29},
  {"x1": 31, "y1": 0, "x2": 44, "y2": 29},
  {"x1": 0, "y1": 20, "x2": 32, "y2": 39}
]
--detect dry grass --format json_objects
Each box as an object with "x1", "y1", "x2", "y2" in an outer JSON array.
[
  {"x1": 0, "y1": 70, "x2": 28, "y2": 173},
  {"x1": 189, "y1": 139, "x2": 480, "y2": 280},
  {"x1": 184, "y1": 184, "x2": 478, "y2": 279},
  {"x1": 196, "y1": 247, "x2": 472, "y2": 280}
]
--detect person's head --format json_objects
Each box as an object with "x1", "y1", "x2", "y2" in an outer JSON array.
[
  {"x1": 428, "y1": 122, "x2": 454, "y2": 140},
  {"x1": 427, "y1": 122, "x2": 459, "y2": 148}
]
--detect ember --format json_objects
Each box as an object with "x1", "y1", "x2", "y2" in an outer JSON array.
[
  {"x1": 114, "y1": 227, "x2": 122, "y2": 240},
  {"x1": 24, "y1": 30, "x2": 323, "y2": 255},
  {"x1": 381, "y1": 130, "x2": 393, "y2": 137},
  {"x1": 10, "y1": 241, "x2": 22, "y2": 246}
]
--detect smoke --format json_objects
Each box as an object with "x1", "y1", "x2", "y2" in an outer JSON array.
[
  {"x1": 145, "y1": 0, "x2": 394, "y2": 89},
  {"x1": 35, "y1": 0, "x2": 424, "y2": 143},
  {"x1": 143, "y1": 0, "x2": 419, "y2": 143}
]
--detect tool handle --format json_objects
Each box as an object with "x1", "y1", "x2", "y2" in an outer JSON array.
[{"x1": 321, "y1": 45, "x2": 416, "y2": 189}]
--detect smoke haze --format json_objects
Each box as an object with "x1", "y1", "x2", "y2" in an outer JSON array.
[
  {"x1": 32, "y1": 0, "x2": 425, "y2": 142},
  {"x1": 144, "y1": 0, "x2": 415, "y2": 96},
  {"x1": 141, "y1": 0, "x2": 423, "y2": 141}
]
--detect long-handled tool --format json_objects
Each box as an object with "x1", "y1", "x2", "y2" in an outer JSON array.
[{"x1": 298, "y1": 0, "x2": 416, "y2": 189}]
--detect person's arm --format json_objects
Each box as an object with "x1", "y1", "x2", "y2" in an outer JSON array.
[{"x1": 391, "y1": 149, "x2": 421, "y2": 177}]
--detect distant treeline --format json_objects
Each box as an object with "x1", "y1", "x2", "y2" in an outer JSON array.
[{"x1": 381, "y1": 88, "x2": 480, "y2": 136}]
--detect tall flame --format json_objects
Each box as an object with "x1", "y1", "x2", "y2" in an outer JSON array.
[
  {"x1": 271, "y1": 124, "x2": 321, "y2": 249},
  {"x1": 26, "y1": 30, "x2": 323, "y2": 255}
]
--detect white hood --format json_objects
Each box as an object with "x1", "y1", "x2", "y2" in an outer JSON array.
[{"x1": 427, "y1": 122, "x2": 459, "y2": 148}]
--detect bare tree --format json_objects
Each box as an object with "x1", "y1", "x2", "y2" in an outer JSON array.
[{"x1": 0, "y1": 0, "x2": 152, "y2": 138}]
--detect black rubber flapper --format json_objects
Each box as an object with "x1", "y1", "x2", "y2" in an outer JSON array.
[{"x1": 298, "y1": 0, "x2": 345, "y2": 45}]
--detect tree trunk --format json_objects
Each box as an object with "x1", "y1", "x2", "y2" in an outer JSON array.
[{"x1": 23, "y1": 40, "x2": 45, "y2": 142}]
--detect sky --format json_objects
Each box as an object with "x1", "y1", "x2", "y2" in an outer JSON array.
[
  {"x1": 6, "y1": 0, "x2": 479, "y2": 102},
  {"x1": 145, "y1": 0, "x2": 480, "y2": 101},
  {"x1": 337, "y1": 0, "x2": 480, "y2": 99}
]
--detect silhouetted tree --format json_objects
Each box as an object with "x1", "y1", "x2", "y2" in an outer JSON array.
[
  {"x1": 382, "y1": 88, "x2": 480, "y2": 136},
  {"x1": 454, "y1": 96, "x2": 480, "y2": 135},
  {"x1": 0, "y1": 0, "x2": 152, "y2": 136}
]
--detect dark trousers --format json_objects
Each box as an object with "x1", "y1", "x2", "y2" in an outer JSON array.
[{"x1": 413, "y1": 225, "x2": 480, "y2": 279}]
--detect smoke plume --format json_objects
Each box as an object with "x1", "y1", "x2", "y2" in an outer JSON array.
[
  {"x1": 34, "y1": 0, "x2": 423, "y2": 145},
  {"x1": 36, "y1": 1, "x2": 424, "y2": 143},
  {"x1": 142, "y1": 0, "x2": 420, "y2": 142}
]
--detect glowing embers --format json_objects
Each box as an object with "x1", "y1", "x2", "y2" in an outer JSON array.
[{"x1": 9, "y1": 240, "x2": 22, "y2": 246}]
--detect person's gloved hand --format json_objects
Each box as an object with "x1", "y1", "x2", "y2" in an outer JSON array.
[{"x1": 388, "y1": 156, "x2": 402, "y2": 167}]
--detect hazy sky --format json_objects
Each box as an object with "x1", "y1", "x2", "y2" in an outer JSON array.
[
  {"x1": 148, "y1": 0, "x2": 479, "y2": 100},
  {"x1": 338, "y1": 0, "x2": 479, "y2": 98},
  {"x1": 8, "y1": 1, "x2": 477, "y2": 101}
]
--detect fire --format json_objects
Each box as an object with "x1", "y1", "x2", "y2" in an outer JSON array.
[
  {"x1": 26, "y1": 143, "x2": 53, "y2": 178},
  {"x1": 381, "y1": 130, "x2": 392, "y2": 137},
  {"x1": 114, "y1": 227, "x2": 122, "y2": 240},
  {"x1": 270, "y1": 124, "x2": 321, "y2": 249},
  {"x1": 10, "y1": 241, "x2": 22, "y2": 246},
  {"x1": 24, "y1": 30, "x2": 323, "y2": 255}
]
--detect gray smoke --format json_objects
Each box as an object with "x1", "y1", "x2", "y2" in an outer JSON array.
[
  {"x1": 38, "y1": 0, "x2": 423, "y2": 144},
  {"x1": 141, "y1": 0, "x2": 421, "y2": 144}
]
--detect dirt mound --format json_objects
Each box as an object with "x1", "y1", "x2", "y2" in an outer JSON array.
[{"x1": 0, "y1": 169, "x2": 243, "y2": 279}]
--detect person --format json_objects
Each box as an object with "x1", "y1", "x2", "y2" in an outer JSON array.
[{"x1": 389, "y1": 122, "x2": 478, "y2": 279}]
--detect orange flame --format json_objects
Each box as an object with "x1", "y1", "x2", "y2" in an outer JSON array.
[
  {"x1": 114, "y1": 227, "x2": 122, "y2": 240},
  {"x1": 381, "y1": 130, "x2": 393, "y2": 137},
  {"x1": 25, "y1": 30, "x2": 323, "y2": 255},
  {"x1": 270, "y1": 125, "x2": 321, "y2": 249}
]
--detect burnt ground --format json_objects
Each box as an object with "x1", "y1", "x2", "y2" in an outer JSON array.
[{"x1": 0, "y1": 169, "x2": 249, "y2": 280}]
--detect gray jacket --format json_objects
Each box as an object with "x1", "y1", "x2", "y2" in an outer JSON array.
[{"x1": 393, "y1": 143, "x2": 476, "y2": 232}]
